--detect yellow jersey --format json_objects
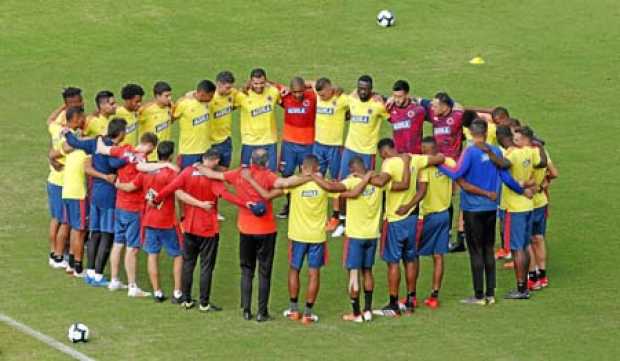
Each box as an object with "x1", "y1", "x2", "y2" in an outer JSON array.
[
  {"x1": 463, "y1": 121, "x2": 497, "y2": 146},
  {"x1": 47, "y1": 122, "x2": 65, "y2": 186},
  {"x1": 382, "y1": 155, "x2": 429, "y2": 222},
  {"x1": 500, "y1": 146, "x2": 541, "y2": 212},
  {"x1": 171, "y1": 95, "x2": 211, "y2": 155},
  {"x1": 533, "y1": 151, "x2": 552, "y2": 209},
  {"x1": 83, "y1": 113, "x2": 110, "y2": 137},
  {"x1": 115, "y1": 106, "x2": 138, "y2": 146},
  {"x1": 234, "y1": 86, "x2": 280, "y2": 145},
  {"x1": 341, "y1": 175, "x2": 383, "y2": 239},
  {"x1": 315, "y1": 94, "x2": 349, "y2": 146},
  {"x1": 284, "y1": 181, "x2": 334, "y2": 243},
  {"x1": 345, "y1": 97, "x2": 388, "y2": 154},
  {"x1": 209, "y1": 89, "x2": 237, "y2": 144},
  {"x1": 420, "y1": 157, "x2": 456, "y2": 215},
  {"x1": 53, "y1": 110, "x2": 67, "y2": 126},
  {"x1": 140, "y1": 102, "x2": 172, "y2": 160},
  {"x1": 61, "y1": 131, "x2": 89, "y2": 200}
]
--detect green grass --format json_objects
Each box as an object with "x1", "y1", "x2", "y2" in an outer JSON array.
[{"x1": 1, "y1": 0, "x2": 619, "y2": 360}]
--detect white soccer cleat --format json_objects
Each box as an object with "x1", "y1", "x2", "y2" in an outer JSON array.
[
  {"x1": 73, "y1": 271, "x2": 85, "y2": 278},
  {"x1": 217, "y1": 213, "x2": 225, "y2": 221},
  {"x1": 51, "y1": 260, "x2": 68, "y2": 269},
  {"x1": 331, "y1": 224, "x2": 345, "y2": 238},
  {"x1": 65, "y1": 265, "x2": 75, "y2": 274},
  {"x1": 128, "y1": 287, "x2": 152, "y2": 298},
  {"x1": 108, "y1": 279, "x2": 128, "y2": 291},
  {"x1": 363, "y1": 310, "x2": 373, "y2": 322}
]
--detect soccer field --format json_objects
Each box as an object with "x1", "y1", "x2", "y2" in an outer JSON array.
[{"x1": 1, "y1": 1, "x2": 619, "y2": 360}]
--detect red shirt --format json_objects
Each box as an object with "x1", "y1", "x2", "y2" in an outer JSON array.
[
  {"x1": 156, "y1": 166, "x2": 245, "y2": 238},
  {"x1": 280, "y1": 88, "x2": 316, "y2": 145},
  {"x1": 111, "y1": 145, "x2": 146, "y2": 212},
  {"x1": 131, "y1": 167, "x2": 178, "y2": 229},
  {"x1": 388, "y1": 102, "x2": 425, "y2": 154},
  {"x1": 426, "y1": 108, "x2": 464, "y2": 159},
  {"x1": 224, "y1": 165, "x2": 278, "y2": 235}
]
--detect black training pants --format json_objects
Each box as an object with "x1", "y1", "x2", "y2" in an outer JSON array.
[
  {"x1": 182, "y1": 233, "x2": 219, "y2": 306},
  {"x1": 87, "y1": 231, "x2": 112, "y2": 274},
  {"x1": 239, "y1": 232, "x2": 276, "y2": 315},
  {"x1": 463, "y1": 210, "x2": 497, "y2": 298}
]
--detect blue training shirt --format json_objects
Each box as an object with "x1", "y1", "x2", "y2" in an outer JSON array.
[
  {"x1": 438, "y1": 144, "x2": 523, "y2": 212},
  {"x1": 65, "y1": 133, "x2": 126, "y2": 209}
]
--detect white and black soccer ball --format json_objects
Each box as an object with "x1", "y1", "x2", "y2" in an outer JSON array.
[
  {"x1": 376, "y1": 10, "x2": 395, "y2": 28},
  {"x1": 68, "y1": 323, "x2": 89, "y2": 343}
]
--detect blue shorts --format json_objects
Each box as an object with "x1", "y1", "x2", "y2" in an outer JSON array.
[
  {"x1": 289, "y1": 241, "x2": 327, "y2": 270},
  {"x1": 280, "y1": 141, "x2": 313, "y2": 177},
  {"x1": 503, "y1": 211, "x2": 533, "y2": 251},
  {"x1": 178, "y1": 153, "x2": 203, "y2": 169},
  {"x1": 241, "y1": 143, "x2": 277, "y2": 172},
  {"x1": 419, "y1": 211, "x2": 450, "y2": 256},
  {"x1": 339, "y1": 148, "x2": 375, "y2": 179},
  {"x1": 63, "y1": 199, "x2": 88, "y2": 231},
  {"x1": 144, "y1": 227, "x2": 181, "y2": 257},
  {"x1": 531, "y1": 206, "x2": 548, "y2": 237},
  {"x1": 47, "y1": 182, "x2": 64, "y2": 222},
  {"x1": 344, "y1": 238, "x2": 377, "y2": 269},
  {"x1": 312, "y1": 142, "x2": 342, "y2": 179},
  {"x1": 211, "y1": 137, "x2": 233, "y2": 168},
  {"x1": 114, "y1": 208, "x2": 141, "y2": 248},
  {"x1": 381, "y1": 213, "x2": 418, "y2": 263},
  {"x1": 89, "y1": 205, "x2": 115, "y2": 233}
]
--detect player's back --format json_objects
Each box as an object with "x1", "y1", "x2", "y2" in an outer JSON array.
[
  {"x1": 501, "y1": 146, "x2": 539, "y2": 212},
  {"x1": 286, "y1": 180, "x2": 330, "y2": 243},
  {"x1": 342, "y1": 175, "x2": 383, "y2": 239},
  {"x1": 421, "y1": 157, "x2": 456, "y2": 215},
  {"x1": 140, "y1": 167, "x2": 178, "y2": 228}
]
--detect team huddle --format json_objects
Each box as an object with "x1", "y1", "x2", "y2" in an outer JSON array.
[{"x1": 45, "y1": 69, "x2": 559, "y2": 324}]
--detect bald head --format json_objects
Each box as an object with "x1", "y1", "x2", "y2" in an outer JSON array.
[{"x1": 251, "y1": 148, "x2": 269, "y2": 167}]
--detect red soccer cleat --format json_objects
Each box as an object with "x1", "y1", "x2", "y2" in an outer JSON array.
[
  {"x1": 539, "y1": 276, "x2": 549, "y2": 288},
  {"x1": 527, "y1": 278, "x2": 542, "y2": 291},
  {"x1": 424, "y1": 297, "x2": 440, "y2": 309},
  {"x1": 495, "y1": 248, "x2": 509, "y2": 260}
]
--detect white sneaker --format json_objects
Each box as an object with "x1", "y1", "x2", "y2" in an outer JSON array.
[
  {"x1": 73, "y1": 271, "x2": 85, "y2": 278},
  {"x1": 65, "y1": 265, "x2": 75, "y2": 274},
  {"x1": 362, "y1": 310, "x2": 373, "y2": 322},
  {"x1": 217, "y1": 213, "x2": 225, "y2": 221},
  {"x1": 331, "y1": 224, "x2": 345, "y2": 238},
  {"x1": 51, "y1": 260, "x2": 68, "y2": 269},
  {"x1": 128, "y1": 287, "x2": 152, "y2": 298},
  {"x1": 48, "y1": 258, "x2": 55, "y2": 268},
  {"x1": 108, "y1": 279, "x2": 128, "y2": 291}
]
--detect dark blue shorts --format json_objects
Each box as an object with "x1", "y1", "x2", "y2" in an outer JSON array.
[
  {"x1": 339, "y1": 148, "x2": 375, "y2": 179},
  {"x1": 47, "y1": 182, "x2": 64, "y2": 222},
  {"x1": 289, "y1": 240, "x2": 327, "y2": 270},
  {"x1": 312, "y1": 142, "x2": 342, "y2": 179},
  {"x1": 344, "y1": 238, "x2": 377, "y2": 269},
  {"x1": 63, "y1": 199, "x2": 88, "y2": 231},
  {"x1": 419, "y1": 211, "x2": 450, "y2": 256},
  {"x1": 503, "y1": 211, "x2": 533, "y2": 251},
  {"x1": 241, "y1": 143, "x2": 277, "y2": 171},
  {"x1": 114, "y1": 208, "x2": 141, "y2": 248},
  {"x1": 211, "y1": 137, "x2": 233, "y2": 168},
  {"x1": 280, "y1": 141, "x2": 313, "y2": 177},
  {"x1": 531, "y1": 206, "x2": 548, "y2": 237},
  {"x1": 144, "y1": 227, "x2": 181, "y2": 257},
  {"x1": 178, "y1": 153, "x2": 203, "y2": 170},
  {"x1": 89, "y1": 205, "x2": 115, "y2": 233},
  {"x1": 381, "y1": 213, "x2": 418, "y2": 263}
]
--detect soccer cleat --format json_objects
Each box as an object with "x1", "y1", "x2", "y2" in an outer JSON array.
[
  {"x1": 256, "y1": 313, "x2": 272, "y2": 322},
  {"x1": 460, "y1": 296, "x2": 487, "y2": 305},
  {"x1": 504, "y1": 289, "x2": 530, "y2": 300},
  {"x1": 301, "y1": 314, "x2": 319, "y2": 325},
  {"x1": 486, "y1": 296, "x2": 496, "y2": 305},
  {"x1": 325, "y1": 217, "x2": 341, "y2": 232},
  {"x1": 362, "y1": 310, "x2": 373, "y2": 322},
  {"x1": 399, "y1": 296, "x2": 417, "y2": 309},
  {"x1": 91, "y1": 277, "x2": 110, "y2": 288},
  {"x1": 424, "y1": 297, "x2": 440, "y2": 309},
  {"x1": 539, "y1": 276, "x2": 549, "y2": 288},
  {"x1": 282, "y1": 309, "x2": 301, "y2": 321},
  {"x1": 331, "y1": 224, "x2": 346, "y2": 238},
  {"x1": 199, "y1": 303, "x2": 222, "y2": 312},
  {"x1": 527, "y1": 279, "x2": 542, "y2": 291},
  {"x1": 73, "y1": 271, "x2": 86, "y2": 278},
  {"x1": 128, "y1": 287, "x2": 152, "y2": 298},
  {"x1": 372, "y1": 305, "x2": 401, "y2": 317},
  {"x1": 448, "y1": 242, "x2": 466, "y2": 253},
  {"x1": 217, "y1": 213, "x2": 225, "y2": 221},
  {"x1": 171, "y1": 295, "x2": 183, "y2": 305},
  {"x1": 83, "y1": 274, "x2": 93, "y2": 285},
  {"x1": 182, "y1": 300, "x2": 195, "y2": 310},
  {"x1": 65, "y1": 265, "x2": 75, "y2": 274},
  {"x1": 51, "y1": 260, "x2": 68, "y2": 270},
  {"x1": 243, "y1": 310, "x2": 253, "y2": 320},
  {"x1": 495, "y1": 248, "x2": 509, "y2": 260},
  {"x1": 342, "y1": 313, "x2": 364, "y2": 323},
  {"x1": 48, "y1": 258, "x2": 56, "y2": 268},
  {"x1": 503, "y1": 261, "x2": 515, "y2": 269},
  {"x1": 153, "y1": 293, "x2": 167, "y2": 303},
  {"x1": 107, "y1": 279, "x2": 128, "y2": 291}
]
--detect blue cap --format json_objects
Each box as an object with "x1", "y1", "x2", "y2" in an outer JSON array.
[{"x1": 249, "y1": 202, "x2": 267, "y2": 217}]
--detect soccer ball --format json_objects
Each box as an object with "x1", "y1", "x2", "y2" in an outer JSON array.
[
  {"x1": 376, "y1": 10, "x2": 395, "y2": 28},
  {"x1": 68, "y1": 323, "x2": 89, "y2": 343}
]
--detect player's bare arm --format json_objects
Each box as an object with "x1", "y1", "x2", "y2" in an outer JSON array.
[
  {"x1": 396, "y1": 180, "x2": 428, "y2": 216},
  {"x1": 241, "y1": 171, "x2": 284, "y2": 200},
  {"x1": 46, "y1": 104, "x2": 65, "y2": 124},
  {"x1": 48, "y1": 148, "x2": 64, "y2": 171},
  {"x1": 310, "y1": 173, "x2": 347, "y2": 193},
  {"x1": 475, "y1": 143, "x2": 511, "y2": 169},
  {"x1": 340, "y1": 171, "x2": 373, "y2": 198},
  {"x1": 457, "y1": 178, "x2": 496, "y2": 201},
  {"x1": 195, "y1": 164, "x2": 225, "y2": 181},
  {"x1": 84, "y1": 157, "x2": 116, "y2": 184},
  {"x1": 175, "y1": 189, "x2": 213, "y2": 210},
  {"x1": 390, "y1": 154, "x2": 412, "y2": 191}
]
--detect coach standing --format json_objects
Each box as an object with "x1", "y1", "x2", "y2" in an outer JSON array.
[
  {"x1": 198, "y1": 148, "x2": 280, "y2": 322},
  {"x1": 438, "y1": 120, "x2": 532, "y2": 305}
]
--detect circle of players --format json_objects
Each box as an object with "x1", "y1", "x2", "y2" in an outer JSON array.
[{"x1": 45, "y1": 69, "x2": 559, "y2": 324}]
